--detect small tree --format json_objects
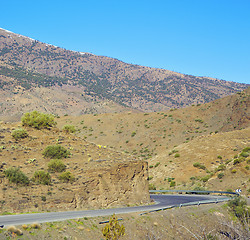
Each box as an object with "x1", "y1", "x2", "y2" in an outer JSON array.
[{"x1": 102, "y1": 214, "x2": 125, "y2": 240}]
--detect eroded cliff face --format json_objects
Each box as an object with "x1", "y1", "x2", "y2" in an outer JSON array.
[
  {"x1": 0, "y1": 160, "x2": 149, "y2": 213},
  {"x1": 72, "y1": 161, "x2": 149, "y2": 209}
]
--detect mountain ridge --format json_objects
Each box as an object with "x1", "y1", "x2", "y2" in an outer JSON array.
[{"x1": 0, "y1": 27, "x2": 249, "y2": 118}]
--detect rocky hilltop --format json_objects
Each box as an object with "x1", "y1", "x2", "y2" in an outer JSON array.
[{"x1": 0, "y1": 27, "x2": 248, "y2": 120}]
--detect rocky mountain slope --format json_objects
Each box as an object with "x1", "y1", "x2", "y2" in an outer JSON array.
[{"x1": 0, "y1": 27, "x2": 248, "y2": 120}]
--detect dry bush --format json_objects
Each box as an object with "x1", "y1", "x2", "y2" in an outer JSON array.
[
  {"x1": 31, "y1": 222, "x2": 41, "y2": 229},
  {"x1": 15, "y1": 228, "x2": 23, "y2": 236},
  {"x1": 7, "y1": 225, "x2": 17, "y2": 233},
  {"x1": 22, "y1": 224, "x2": 28, "y2": 230}
]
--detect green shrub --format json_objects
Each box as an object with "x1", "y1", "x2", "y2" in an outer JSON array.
[
  {"x1": 170, "y1": 181, "x2": 176, "y2": 187},
  {"x1": 59, "y1": 171, "x2": 75, "y2": 183},
  {"x1": 226, "y1": 159, "x2": 232, "y2": 164},
  {"x1": 231, "y1": 169, "x2": 237, "y2": 173},
  {"x1": 167, "y1": 177, "x2": 175, "y2": 182},
  {"x1": 227, "y1": 196, "x2": 250, "y2": 220},
  {"x1": 4, "y1": 167, "x2": 29, "y2": 185},
  {"x1": 239, "y1": 151, "x2": 249, "y2": 158},
  {"x1": 242, "y1": 147, "x2": 250, "y2": 153},
  {"x1": 21, "y1": 111, "x2": 56, "y2": 129},
  {"x1": 131, "y1": 131, "x2": 136, "y2": 137},
  {"x1": 195, "y1": 119, "x2": 204, "y2": 123},
  {"x1": 48, "y1": 159, "x2": 66, "y2": 172},
  {"x1": 168, "y1": 149, "x2": 178, "y2": 155},
  {"x1": 154, "y1": 162, "x2": 160, "y2": 168},
  {"x1": 174, "y1": 153, "x2": 180, "y2": 158},
  {"x1": 62, "y1": 125, "x2": 76, "y2": 133},
  {"x1": 193, "y1": 162, "x2": 206, "y2": 170},
  {"x1": 149, "y1": 183, "x2": 156, "y2": 190},
  {"x1": 215, "y1": 164, "x2": 226, "y2": 172},
  {"x1": 233, "y1": 158, "x2": 240, "y2": 165},
  {"x1": 217, "y1": 173, "x2": 224, "y2": 179},
  {"x1": 11, "y1": 128, "x2": 28, "y2": 140},
  {"x1": 41, "y1": 196, "x2": 46, "y2": 202},
  {"x1": 32, "y1": 171, "x2": 51, "y2": 185},
  {"x1": 201, "y1": 175, "x2": 210, "y2": 182},
  {"x1": 217, "y1": 155, "x2": 222, "y2": 159},
  {"x1": 43, "y1": 145, "x2": 70, "y2": 159}
]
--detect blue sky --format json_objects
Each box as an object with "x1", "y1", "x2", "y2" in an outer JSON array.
[{"x1": 1, "y1": 0, "x2": 249, "y2": 84}]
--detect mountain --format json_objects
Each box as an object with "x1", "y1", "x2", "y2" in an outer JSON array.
[{"x1": 0, "y1": 27, "x2": 248, "y2": 120}]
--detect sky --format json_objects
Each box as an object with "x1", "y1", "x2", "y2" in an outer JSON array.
[{"x1": 0, "y1": 0, "x2": 249, "y2": 84}]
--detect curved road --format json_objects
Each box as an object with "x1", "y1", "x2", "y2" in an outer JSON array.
[{"x1": 0, "y1": 194, "x2": 227, "y2": 227}]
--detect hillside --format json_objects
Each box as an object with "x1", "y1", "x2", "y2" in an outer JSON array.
[
  {"x1": 0, "y1": 27, "x2": 249, "y2": 120},
  {"x1": 56, "y1": 88, "x2": 250, "y2": 194},
  {"x1": 0, "y1": 119, "x2": 149, "y2": 213}
]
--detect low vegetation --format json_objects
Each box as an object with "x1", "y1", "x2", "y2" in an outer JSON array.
[
  {"x1": 32, "y1": 171, "x2": 51, "y2": 185},
  {"x1": 43, "y1": 145, "x2": 70, "y2": 159},
  {"x1": 215, "y1": 164, "x2": 226, "y2": 172},
  {"x1": 21, "y1": 111, "x2": 56, "y2": 129},
  {"x1": 11, "y1": 128, "x2": 28, "y2": 140},
  {"x1": 102, "y1": 214, "x2": 125, "y2": 240},
  {"x1": 228, "y1": 196, "x2": 249, "y2": 220},
  {"x1": 62, "y1": 124, "x2": 76, "y2": 133},
  {"x1": 48, "y1": 159, "x2": 66, "y2": 172},
  {"x1": 148, "y1": 183, "x2": 156, "y2": 190},
  {"x1": 217, "y1": 172, "x2": 224, "y2": 179},
  {"x1": 59, "y1": 171, "x2": 75, "y2": 183},
  {"x1": 193, "y1": 162, "x2": 206, "y2": 170},
  {"x1": 4, "y1": 167, "x2": 29, "y2": 185}
]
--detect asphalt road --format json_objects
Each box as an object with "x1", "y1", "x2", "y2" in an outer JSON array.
[{"x1": 0, "y1": 194, "x2": 226, "y2": 227}]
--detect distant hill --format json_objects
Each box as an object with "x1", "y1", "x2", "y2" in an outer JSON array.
[
  {"x1": 0, "y1": 27, "x2": 249, "y2": 120},
  {"x1": 57, "y1": 87, "x2": 250, "y2": 155}
]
